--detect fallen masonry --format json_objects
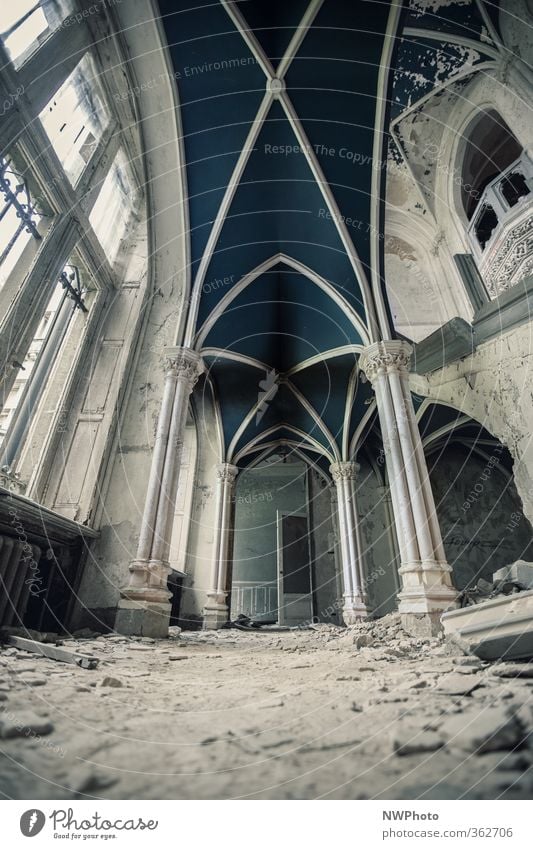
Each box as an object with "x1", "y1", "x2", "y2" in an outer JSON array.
[{"x1": 0, "y1": 614, "x2": 532, "y2": 800}]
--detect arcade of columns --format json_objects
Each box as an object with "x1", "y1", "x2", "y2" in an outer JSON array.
[{"x1": 115, "y1": 340, "x2": 458, "y2": 637}]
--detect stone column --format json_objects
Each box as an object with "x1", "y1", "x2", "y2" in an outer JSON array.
[
  {"x1": 116, "y1": 347, "x2": 203, "y2": 638},
  {"x1": 329, "y1": 461, "x2": 368, "y2": 624},
  {"x1": 359, "y1": 341, "x2": 457, "y2": 635},
  {"x1": 203, "y1": 463, "x2": 238, "y2": 630}
]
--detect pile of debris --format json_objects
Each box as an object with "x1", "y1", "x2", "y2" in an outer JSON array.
[{"x1": 443, "y1": 560, "x2": 533, "y2": 662}]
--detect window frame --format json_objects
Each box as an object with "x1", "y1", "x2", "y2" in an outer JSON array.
[{"x1": 0, "y1": 2, "x2": 143, "y2": 489}]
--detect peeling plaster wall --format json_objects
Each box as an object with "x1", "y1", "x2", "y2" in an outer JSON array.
[
  {"x1": 357, "y1": 457, "x2": 400, "y2": 617},
  {"x1": 429, "y1": 443, "x2": 533, "y2": 588},
  {"x1": 384, "y1": 234, "x2": 460, "y2": 341}
]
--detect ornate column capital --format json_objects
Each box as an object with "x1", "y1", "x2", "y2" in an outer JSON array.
[
  {"x1": 329, "y1": 461, "x2": 360, "y2": 482},
  {"x1": 164, "y1": 346, "x2": 204, "y2": 389},
  {"x1": 215, "y1": 462, "x2": 239, "y2": 484},
  {"x1": 359, "y1": 340, "x2": 412, "y2": 385}
]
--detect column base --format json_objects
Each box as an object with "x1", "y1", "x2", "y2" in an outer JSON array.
[
  {"x1": 342, "y1": 595, "x2": 369, "y2": 625},
  {"x1": 114, "y1": 598, "x2": 171, "y2": 638},
  {"x1": 398, "y1": 563, "x2": 459, "y2": 636},
  {"x1": 203, "y1": 592, "x2": 229, "y2": 630},
  {"x1": 401, "y1": 611, "x2": 451, "y2": 638}
]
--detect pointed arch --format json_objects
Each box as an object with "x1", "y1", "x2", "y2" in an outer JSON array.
[{"x1": 194, "y1": 252, "x2": 371, "y2": 349}]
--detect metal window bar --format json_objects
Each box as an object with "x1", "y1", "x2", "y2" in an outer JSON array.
[{"x1": 0, "y1": 156, "x2": 42, "y2": 266}]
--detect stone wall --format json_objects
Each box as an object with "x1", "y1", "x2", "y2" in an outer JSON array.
[{"x1": 428, "y1": 443, "x2": 533, "y2": 589}]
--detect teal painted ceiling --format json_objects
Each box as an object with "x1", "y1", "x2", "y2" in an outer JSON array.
[{"x1": 158, "y1": 0, "x2": 499, "y2": 470}]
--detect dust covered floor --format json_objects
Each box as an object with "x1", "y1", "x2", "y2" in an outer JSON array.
[{"x1": 1, "y1": 615, "x2": 533, "y2": 800}]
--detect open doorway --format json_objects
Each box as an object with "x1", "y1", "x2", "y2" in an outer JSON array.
[
  {"x1": 230, "y1": 454, "x2": 323, "y2": 625},
  {"x1": 276, "y1": 511, "x2": 313, "y2": 625}
]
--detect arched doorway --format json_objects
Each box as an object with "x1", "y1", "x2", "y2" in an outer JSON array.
[
  {"x1": 420, "y1": 402, "x2": 533, "y2": 590},
  {"x1": 230, "y1": 452, "x2": 340, "y2": 626}
]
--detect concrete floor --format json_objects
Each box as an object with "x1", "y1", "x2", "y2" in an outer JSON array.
[{"x1": 1, "y1": 617, "x2": 532, "y2": 800}]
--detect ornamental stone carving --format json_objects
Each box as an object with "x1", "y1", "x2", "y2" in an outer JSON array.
[
  {"x1": 215, "y1": 463, "x2": 239, "y2": 484},
  {"x1": 359, "y1": 340, "x2": 412, "y2": 385},
  {"x1": 481, "y1": 212, "x2": 533, "y2": 298},
  {"x1": 164, "y1": 346, "x2": 204, "y2": 388},
  {"x1": 329, "y1": 462, "x2": 359, "y2": 482}
]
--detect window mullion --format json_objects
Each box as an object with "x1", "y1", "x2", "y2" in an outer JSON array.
[
  {"x1": 76, "y1": 119, "x2": 120, "y2": 218},
  {"x1": 0, "y1": 214, "x2": 78, "y2": 409},
  {"x1": 14, "y1": 129, "x2": 116, "y2": 291}
]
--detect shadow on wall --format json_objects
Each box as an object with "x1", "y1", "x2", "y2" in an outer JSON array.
[{"x1": 429, "y1": 444, "x2": 533, "y2": 589}]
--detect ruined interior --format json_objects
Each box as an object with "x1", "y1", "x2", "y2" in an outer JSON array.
[{"x1": 1, "y1": 0, "x2": 533, "y2": 803}]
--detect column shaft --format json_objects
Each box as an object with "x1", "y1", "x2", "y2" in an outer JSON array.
[
  {"x1": 115, "y1": 347, "x2": 203, "y2": 639},
  {"x1": 135, "y1": 369, "x2": 177, "y2": 562},
  {"x1": 330, "y1": 462, "x2": 368, "y2": 624},
  {"x1": 360, "y1": 341, "x2": 457, "y2": 636},
  {"x1": 203, "y1": 463, "x2": 238, "y2": 630}
]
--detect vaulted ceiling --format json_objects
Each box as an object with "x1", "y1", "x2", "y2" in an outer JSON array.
[{"x1": 157, "y1": 0, "x2": 502, "y2": 472}]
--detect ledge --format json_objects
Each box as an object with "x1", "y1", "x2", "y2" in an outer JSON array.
[
  {"x1": 410, "y1": 274, "x2": 533, "y2": 375},
  {"x1": 411, "y1": 318, "x2": 474, "y2": 374},
  {"x1": 0, "y1": 486, "x2": 99, "y2": 546}
]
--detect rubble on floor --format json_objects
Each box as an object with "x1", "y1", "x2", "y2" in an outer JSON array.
[{"x1": 0, "y1": 614, "x2": 532, "y2": 800}]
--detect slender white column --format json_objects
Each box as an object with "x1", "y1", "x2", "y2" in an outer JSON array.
[
  {"x1": 360, "y1": 341, "x2": 457, "y2": 635},
  {"x1": 150, "y1": 371, "x2": 195, "y2": 565},
  {"x1": 373, "y1": 373, "x2": 418, "y2": 564},
  {"x1": 329, "y1": 462, "x2": 368, "y2": 624},
  {"x1": 400, "y1": 368, "x2": 448, "y2": 564},
  {"x1": 203, "y1": 463, "x2": 238, "y2": 630},
  {"x1": 135, "y1": 366, "x2": 177, "y2": 562},
  {"x1": 116, "y1": 347, "x2": 203, "y2": 638}
]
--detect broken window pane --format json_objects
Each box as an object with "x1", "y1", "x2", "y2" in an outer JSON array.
[
  {"x1": 39, "y1": 53, "x2": 109, "y2": 185},
  {"x1": 500, "y1": 170, "x2": 530, "y2": 209},
  {"x1": 474, "y1": 204, "x2": 498, "y2": 252}
]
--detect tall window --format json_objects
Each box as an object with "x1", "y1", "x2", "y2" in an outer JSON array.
[
  {"x1": 0, "y1": 262, "x2": 90, "y2": 466},
  {"x1": 0, "y1": 153, "x2": 44, "y2": 290},
  {"x1": 0, "y1": 1, "x2": 71, "y2": 66},
  {"x1": 40, "y1": 53, "x2": 109, "y2": 185}
]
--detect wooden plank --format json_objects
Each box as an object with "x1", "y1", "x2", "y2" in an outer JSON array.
[{"x1": 4, "y1": 635, "x2": 99, "y2": 669}]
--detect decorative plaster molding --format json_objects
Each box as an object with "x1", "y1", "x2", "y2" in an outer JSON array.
[
  {"x1": 329, "y1": 461, "x2": 359, "y2": 482},
  {"x1": 359, "y1": 340, "x2": 412, "y2": 384},
  {"x1": 215, "y1": 463, "x2": 239, "y2": 484},
  {"x1": 164, "y1": 346, "x2": 204, "y2": 388}
]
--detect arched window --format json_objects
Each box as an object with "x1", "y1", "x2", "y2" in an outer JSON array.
[
  {"x1": 462, "y1": 111, "x2": 531, "y2": 257},
  {"x1": 462, "y1": 111, "x2": 522, "y2": 219}
]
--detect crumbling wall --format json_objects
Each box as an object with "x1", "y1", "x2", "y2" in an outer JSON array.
[
  {"x1": 418, "y1": 321, "x2": 533, "y2": 527},
  {"x1": 429, "y1": 443, "x2": 533, "y2": 589}
]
